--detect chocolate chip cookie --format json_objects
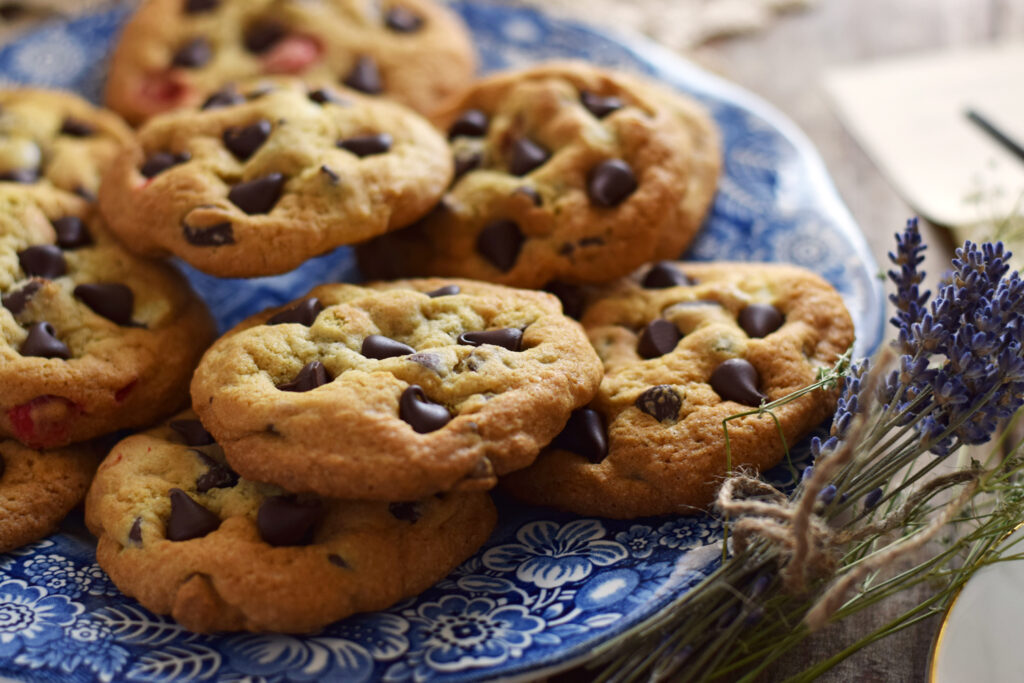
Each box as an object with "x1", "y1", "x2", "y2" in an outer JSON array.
[
  {"x1": 98, "y1": 79, "x2": 453, "y2": 277},
  {"x1": 1, "y1": 438, "x2": 101, "y2": 553},
  {"x1": 104, "y1": 0, "x2": 477, "y2": 125},
  {"x1": 190, "y1": 278, "x2": 604, "y2": 500},
  {"x1": 0, "y1": 88, "x2": 134, "y2": 202},
  {"x1": 502, "y1": 261, "x2": 855, "y2": 518},
  {"x1": 85, "y1": 412, "x2": 497, "y2": 633},
  {"x1": 356, "y1": 61, "x2": 721, "y2": 289},
  {"x1": 1, "y1": 188, "x2": 216, "y2": 448}
]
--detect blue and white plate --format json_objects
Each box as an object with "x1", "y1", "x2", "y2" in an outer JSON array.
[{"x1": 0, "y1": 3, "x2": 884, "y2": 681}]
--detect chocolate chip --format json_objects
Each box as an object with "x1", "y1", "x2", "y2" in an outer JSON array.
[
  {"x1": 337, "y1": 133, "x2": 392, "y2": 157},
  {"x1": 587, "y1": 158, "x2": 637, "y2": 207},
  {"x1": 343, "y1": 55, "x2": 382, "y2": 94},
  {"x1": 476, "y1": 219, "x2": 523, "y2": 272},
  {"x1": 140, "y1": 151, "x2": 190, "y2": 178},
  {"x1": 0, "y1": 3, "x2": 25, "y2": 20},
  {"x1": 327, "y1": 553, "x2": 350, "y2": 569},
  {"x1": 635, "y1": 385, "x2": 681, "y2": 423},
  {"x1": 276, "y1": 361, "x2": 329, "y2": 392},
  {"x1": 580, "y1": 90, "x2": 624, "y2": 118},
  {"x1": 267, "y1": 297, "x2": 323, "y2": 326},
  {"x1": 399, "y1": 385, "x2": 450, "y2": 433},
  {"x1": 551, "y1": 408, "x2": 607, "y2": 463},
  {"x1": 258, "y1": 495, "x2": 323, "y2": 546},
  {"x1": 201, "y1": 85, "x2": 244, "y2": 110},
  {"x1": 385, "y1": 6, "x2": 423, "y2": 32},
  {"x1": 543, "y1": 281, "x2": 586, "y2": 319},
  {"x1": 183, "y1": 220, "x2": 234, "y2": 246},
  {"x1": 18, "y1": 245, "x2": 66, "y2": 279},
  {"x1": 2, "y1": 280, "x2": 41, "y2": 314},
  {"x1": 453, "y1": 151, "x2": 481, "y2": 178},
  {"x1": 642, "y1": 261, "x2": 692, "y2": 288},
  {"x1": 515, "y1": 186, "x2": 542, "y2": 206},
  {"x1": 20, "y1": 322, "x2": 68, "y2": 359},
  {"x1": 738, "y1": 304, "x2": 784, "y2": 338},
  {"x1": 228, "y1": 173, "x2": 285, "y2": 214},
  {"x1": 125, "y1": 517, "x2": 143, "y2": 545},
  {"x1": 194, "y1": 451, "x2": 239, "y2": 492},
  {"x1": 308, "y1": 88, "x2": 347, "y2": 105},
  {"x1": 184, "y1": 0, "x2": 219, "y2": 13},
  {"x1": 244, "y1": 20, "x2": 286, "y2": 54},
  {"x1": 637, "y1": 319, "x2": 681, "y2": 359},
  {"x1": 223, "y1": 119, "x2": 272, "y2": 160},
  {"x1": 171, "y1": 37, "x2": 212, "y2": 68},
  {"x1": 388, "y1": 501, "x2": 421, "y2": 522},
  {"x1": 508, "y1": 138, "x2": 549, "y2": 176},
  {"x1": 0, "y1": 169, "x2": 38, "y2": 184},
  {"x1": 60, "y1": 117, "x2": 94, "y2": 137},
  {"x1": 320, "y1": 165, "x2": 340, "y2": 184},
  {"x1": 448, "y1": 109, "x2": 488, "y2": 139},
  {"x1": 408, "y1": 352, "x2": 442, "y2": 373},
  {"x1": 169, "y1": 419, "x2": 215, "y2": 446},
  {"x1": 426, "y1": 284, "x2": 459, "y2": 297},
  {"x1": 361, "y1": 334, "x2": 415, "y2": 359},
  {"x1": 73, "y1": 186, "x2": 96, "y2": 202},
  {"x1": 710, "y1": 358, "x2": 766, "y2": 407},
  {"x1": 74, "y1": 283, "x2": 134, "y2": 325},
  {"x1": 458, "y1": 328, "x2": 523, "y2": 351},
  {"x1": 166, "y1": 488, "x2": 220, "y2": 541},
  {"x1": 52, "y1": 216, "x2": 91, "y2": 249}
]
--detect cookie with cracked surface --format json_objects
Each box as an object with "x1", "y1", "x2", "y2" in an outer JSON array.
[
  {"x1": 190, "y1": 278, "x2": 603, "y2": 500},
  {"x1": 356, "y1": 61, "x2": 721, "y2": 289},
  {"x1": 0, "y1": 438, "x2": 101, "y2": 553},
  {"x1": 104, "y1": 0, "x2": 476, "y2": 125},
  {"x1": 0, "y1": 188, "x2": 216, "y2": 448},
  {"x1": 84, "y1": 411, "x2": 497, "y2": 633},
  {"x1": 0, "y1": 88, "x2": 134, "y2": 202},
  {"x1": 501, "y1": 261, "x2": 855, "y2": 518},
  {"x1": 98, "y1": 79, "x2": 453, "y2": 277}
]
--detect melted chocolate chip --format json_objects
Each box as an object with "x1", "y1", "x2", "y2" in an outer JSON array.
[
  {"x1": 738, "y1": 304, "x2": 784, "y2": 338},
  {"x1": 169, "y1": 419, "x2": 215, "y2": 446},
  {"x1": 476, "y1": 219, "x2": 523, "y2": 272},
  {"x1": 458, "y1": 328, "x2": 523, "y2": 351},
  {"x1": 448, "y1": 109, "x2": 489, "y2": 139},
  {"x1": 2, "y1": 280, "x2": 41, "y2": 314},
  {"x1": 223, "y1": 119, "x2": 272, "y2": 160},
  {"x1": 244, "y1": 20, "x2": 286, "y2": 54},
  {"x1": 453, "y1": 151, "x2": 481, "y2": 178},
  {"x1": 408, "y1": 352, "x2": 443, "y2": 373},
  {"x1": 194, "y1": 451, "x2": 239, "y2": 492},
  {"x1": 74, "y1": 283, "x2": 134, "y2": 325},
  {"x1": 183, "y1": 220, "x2": 234, "y2": 246},
  {"x1": 328, "y1": 553, "x2": 350, "y2": 568},
  {"x1": 52, "y1": 216, "x2": 91, "y2": 249},
  {"x1": 709, "y1": 358, "x2": 766, "y2": 407},
  {"x1": 551, "y1": 408, "x2": 607, "y2": 463},
  {"x1": 508, "y1": 138, "x2": 549, "y2": 176},
  {"x1": 362, "y1": 334, "x2": 415, "y2": 359},
  {"x1": 635, "y1": 385, "x2": 681, "y2": 423},
  {"x1": 426, "y1": 284, "x2": 459, "y2": 297},
  {"x1": 267, "y1": 298, "x2": 323, "y2": 326},
  {"x1": 642, "y1": 261, "x2": 692, "y2": 289},
  {"x1": 343, "y1": 56, "x2": 382, "y2": 94},
  {"x1": 385, "y1": 6, "x2": 423, "y2": 32},
  {"x1": 258, "y1": 495, "x2": 323, "y2": 546},
  {"x1": 201, "y1": 85, "x2": 245, "y2": 110},
  {"x1": 18, "y1": 245, "x2": 65, "y2": 279},
  {"x1": 126, "y1": 517, "x2": 143, "y2": 544},
  {"x1": 308, "y1": 88, "x2": 347, "y2": 105},
  {"x1": 184, "y1": 0, "x2": 219, "y2": 13},
  {"x1": 276, "y1": 361, "x2": 329, "y2": 392},
  {"x1": 587, "y1": 158, "x2": 637, "y2": 207},
  {"x1": 21, "y1": 322, "x2": 68, "y2": 358},
  {"x1": 399, "y1": 385, "x2": 450, "y2": 433},
  {"x1": 637, "y1": 319, "x2": 681, "y2": 359},
  {"x1": 388, "y1": 501, "x2": 422, "y2": 522},
  {"x1": 166, "y1": 488, "x2": 220, "y2": 541},
  {"x1": 543, "y1": 281, "x2": 586, "y2": 320},
  {"x1": 140, "y1": 151, "x2": 190, "y2": 178},
  {"x1": 171, "y1": 37, "x2": 213, "y2": 68},
  {"x1": 320, "y1": 165, "x2": 340, "y2": 184},
  {"x1": 337, "y1": 133, "x2": 393, "y2": 157},
  {"x1": 515, "y1": 186, "x2": 542, "y2": 206},
  {"x1": 60, "y1": 117, "x2": 95, "y2": 137},
  {"x1": 228, "y1": 173, "x2": 285, "y2": 214},
  {"x1": 0, "y1": 169, "x2": 38, "y2": 184},
  {"x1": 580, "y1": 90, "x2": 624, "y2": 118}
]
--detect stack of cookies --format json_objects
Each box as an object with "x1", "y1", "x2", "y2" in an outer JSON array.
[{"x1": 0, "y1": 0, "x2": 856, "y2": 635}]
